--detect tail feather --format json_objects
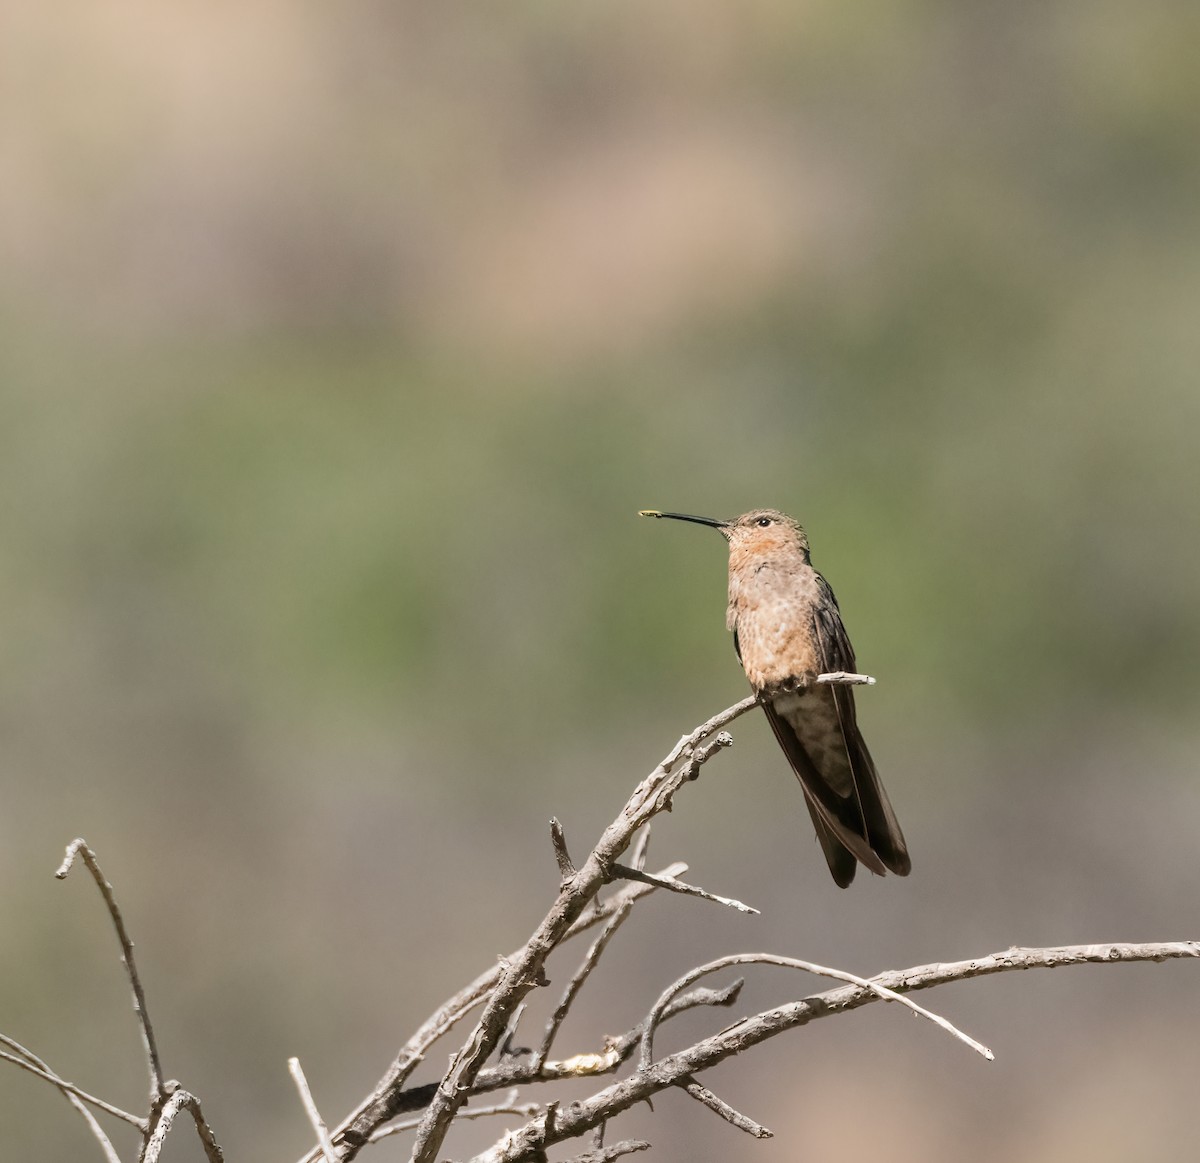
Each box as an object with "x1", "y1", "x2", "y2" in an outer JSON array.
[{"x1": 762, "y1": 688, "x2": 910, "y2": 885}]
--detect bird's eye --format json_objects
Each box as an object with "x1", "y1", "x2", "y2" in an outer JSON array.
[{"x1": 755, "y1": 516, "x2": 772, "y2": 527}]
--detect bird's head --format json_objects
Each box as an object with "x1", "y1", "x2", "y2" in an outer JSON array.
[{"x1": 639, "y1": 508, "x2": 811, "y2": 564}]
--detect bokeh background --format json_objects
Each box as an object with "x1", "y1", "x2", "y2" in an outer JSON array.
[{"x1": 3, "y1": 3, "x2": 1200, "y2": 1160}]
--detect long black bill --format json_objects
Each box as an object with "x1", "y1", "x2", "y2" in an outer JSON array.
[{"x1": 638, "y1": 510, "x2": 728, "y2": 530}]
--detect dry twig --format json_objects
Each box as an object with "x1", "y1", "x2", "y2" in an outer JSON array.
[
  {"x1": 638, "y1": 953, "x2": 993, "y2": 1068},
  {"x1": 396, "y1": 699, "x2": 758, "y2": 1163},
  {"x1": 815, "y1": 671, "x2": 876, "y2": 686},
  {"x1": 470, "y1": 940, "x2": 1200, "y2": 1162},
  {"x1": 0, "y1": 840, "x2": 228, "y2": 1163},
  {"x1": 369, "y1": 1091, "x2": 541, "y2": 1144},
  {"x1": 605, "y1": 864, "x2": 759, "y2": 915},
  {"x1": 56, "y1": 838, "x2": 165, "y2": 1103},
  {"x1": 143, "y1": 1086, "x2": 224, "y2": 1163},
  {"x1": 679, "y1": 1076, "x2": 772, "y2": 1140},
  {"x1": 290, "y1": 1058, "x2": 338, "y2": 1163},
  {"x1": 314, "y1": 862, "x2": 694, "y2": 1159},
  {"x1": 532, "y1": 830, "x2": 654, "y2": 1071}
]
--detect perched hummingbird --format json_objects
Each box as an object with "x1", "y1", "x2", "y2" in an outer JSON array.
[{"x1": 640, "y1": 508, "x2": 910, "y2": 887}]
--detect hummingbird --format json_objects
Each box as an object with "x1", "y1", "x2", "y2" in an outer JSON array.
[{"x1": 640, "y1": 508, "x2": 910, "y2": 887}]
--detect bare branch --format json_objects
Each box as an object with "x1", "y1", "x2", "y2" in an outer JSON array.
[
  {"x1": 290, "y1": 1058, "x2": 337, "y2": 1163},
  {"x1": 532, "y1": 829, "x2": 654, "y2": 1071},
  {"x1": 403, "y1": 699, "x2": 757, "y2": 1163},
  {"x1": 558, "y1": 1140, "x2": 650, "y2": 1163},
  {"x1": 142, "y1": 1086, "x2": 224, "y2": 1163},
  {"x1": 655, "y1": 694, "x2": 760, "y2": 773},
  {"x1": 815, "y1": 671, "x2": 875, "y2": 686},
  {"x1": 606, "y1": 865, "x2": 758, "y2": 915},
  {"x1": 679, "y1": 1077, "x2": 772, "y2": 1139},
  {"x1": 471, "y1": 940, "x2": 1199, "y2": 1162},
  {"x1": 353, "y1": 979, "x2": 745, "y2": 1137},
  {"x1": 20, "y1": 678, "x2": 1197, "y2": 1163},
  {"x1": 532, "y1": 895, "x2": 635, "y2": 1072},
  {"x1": 55, "y1": 838, "x2": 165, "y2": 1102},
  {"x1": 369, "y1": 1091, "x2": 542, "y2": 1143},
  {"x1": 303, "y1": 687, "x2": 1198, "y2": 1163},
  {"x1": 639, "y1": 954, "x2": 992, "y2": 1070},
  {"x1": 312, "y1": 862, "x2": 690, "y2": 1160}
]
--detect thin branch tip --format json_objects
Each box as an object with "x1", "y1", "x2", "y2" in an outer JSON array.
[
  {"x1": 550, "y1": 817, "x2": 576, "y2": 880},
  {"x1": 55, "y1": 837, "x2": 90, "y2": 879},
  {"x1": 815, "y1": 671, "x2": 876, "y2": 686},
  {"x1": 50, "y1": 837, "x2": 166, "y2": 1098},
  {"x1": 681, "y1": 1078, "x2": 773, "y2": 1139},
  {"x1": 290, "y1": 1058, "x2": 337, "y2": 1163},
  {"x1": 607, "y1": 864, "x2": 759, "y2": 915}
]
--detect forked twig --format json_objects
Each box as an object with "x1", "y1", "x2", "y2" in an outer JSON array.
[
  {"x1": 360, "y1": 978, "x2": 745, "y2": 1132},
  {"x1": 285, "y1": 694, "x2": 1199, "y2": 1163},
  {"x1": 473, "y1": 942, "x2": 1200, "y2": 1162},
  {"x1": 403, "y1": 699, "x2": 758, "y2": 1163},
  {"x1": 638, "y1": 953, "x2": 993, "y2": 1069},
  {"x1": 532, "y1": 830, "x2": 655, "y2": 1071},
  {"x1": 6, "y1": 687, "x2": 1194, "y2": 1163},
  {"x1": 655, "y1": 696, "x2": 760, "y2": 773},
  {"x1": 310, "y1": 863, "x2": 713, "y2": 1161},
  {"x1": 143, "y1": 1087, "x2": 224, "y2": 1163}
]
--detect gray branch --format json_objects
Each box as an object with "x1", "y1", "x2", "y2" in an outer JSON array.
[
  {"x1": 679, "y1": 1077, "x2": 772, "y2": 1139},
  {"x1": 8, "y1": 706, "x2": 1194, "y2": 1163},
  {"x1": 605, "y1": 864, "x2": 759, "y2": 915},
  {"x1": 312, "y1": 860, "x2": 700, "y2": 1160},
  {"x1": 533, "y1": 830, "x2": 654, "y2": 1071},
  {"x1": 358, "y1": 980, "x2": 746, "y2": 1132},
  {"x1": 400, "y1": 699, "x2": 757, "y2": 1163},
  {"x1": 815, "y1": 671, "x2": 876, "y2": 686},
  {"x1": 469, "y1": 941, "x2": 1200, "y2": 1162},
  {"x1": 299, "y1": 694, "x2": 1198, "y2": 1163},
  {"x1": 142, "y1": 1086, "x2": 224, "y2": 1163}
]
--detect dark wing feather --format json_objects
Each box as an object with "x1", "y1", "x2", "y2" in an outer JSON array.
[
  {"x1": 760, "y1": 700, "x2": 879, "y2": 885},
  {"x1": 809, "y1": 574, "x2": 911, "y2": 876}
]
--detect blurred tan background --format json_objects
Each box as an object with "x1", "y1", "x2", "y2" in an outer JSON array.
[{"x1": 3, "y1": 3, "x2": 1200, "y2": 1160}]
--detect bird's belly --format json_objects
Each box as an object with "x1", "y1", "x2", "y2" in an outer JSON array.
[{"x1": 737, "y1": 609, "x2": 820, "y2": 691}]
